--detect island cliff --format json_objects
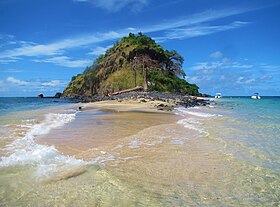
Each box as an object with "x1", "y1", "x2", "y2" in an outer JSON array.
[{"x1": 63, "y1": 33, "x2": 200, "y2": 99}]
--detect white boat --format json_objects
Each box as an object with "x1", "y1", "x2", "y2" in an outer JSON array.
[
  {"x1": 215, "y1": 93, "x2": 222, "y2": 99},
  {"x1": 251, "y1": 93, "x2": 261, "y2": 99}
]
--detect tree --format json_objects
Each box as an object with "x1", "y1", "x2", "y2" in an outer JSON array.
[
  {"x1": 164, "y1": 50, "x2": 186, "y2": 78},
  {"x1": 129, "y1": 55, "x2": 139, "y2": 87},
  {"x1": 133, "y1": 56, "x2": 138, "y2": 87},
  {"x1": 138, "y1": 54, "x2": 161, "y2": 91}
]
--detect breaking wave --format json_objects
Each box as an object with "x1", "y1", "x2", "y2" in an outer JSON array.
[{"x1": 0, "y1": 112, "x2": 87, "y2": 178}]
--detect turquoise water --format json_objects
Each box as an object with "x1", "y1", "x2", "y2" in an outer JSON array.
[
  {"x1": 0, "y1": 97, "x2": 79, "y2": 116},
  {"x1": 211, "y1": 96, "x2": 280, "y2": 171}
]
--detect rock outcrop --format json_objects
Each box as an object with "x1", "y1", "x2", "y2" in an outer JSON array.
[
  {"x1": 54, "y1": 92, "x2": 62, "y2": 98},
  {"x1": 81, "y1": 91, "x2": 209, "y2": 110}
]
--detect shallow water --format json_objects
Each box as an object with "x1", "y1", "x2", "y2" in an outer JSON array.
[{"x1": 0, "y1": 97, "x2": 279, "y2": 206}]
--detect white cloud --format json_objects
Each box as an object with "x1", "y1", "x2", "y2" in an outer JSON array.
[
  {"x1": 0, "y1": 31, "x2": 127, "y2": 61},
  {"x1": 210, "y1": 51, "x2": 223, "y2": 59},
  {"x1": 0, "y1": 34, "x2": 15, "y2": 48},
  {"x1": 73, "y1": 0, "x2": 148, "y2": 13},
  {"x1": 34, "y1": 56, "x2": 92, "y2": 68},
  {"x1": 0, "y1": 34, "x2": 14, "y2": 40},
  {"x1": 190, "y1": 58, "x2": 253, "y2": 70},
  {"x1": 88, "y1": 45, "x2": 113, "y2": 56},
  {"x1": 236, "y1": 76, "x2": 256, "y2": 84},
  {"x1": 156, "y1": 21, "x2": 250, "y2": 41},
  {"x1": 187, "y1": 58, "x2": 277, "y2": 95},
  {"x1": 0, "y1": 59, "x2": 18, "y2": 64},
  {"x1": 42, "y1": 80, "x2": 61, "y2": 87},
  {"x1": 0, "y1": 33, "x2": 37, "y2": 52},
  {"x1": 0, "y1": 68, "x2": 22, "y2": 73},
  {"x1": 0, "y1": 77, "x2": 70, "y2": 96},
  {"x1": 0, "y1": 8, "x2": 254, "y2": 63},
  {"x1": 142, "y1": 8, "x2": 252, "y2": 33},
  {"x1": 259, "y1": 75, "x2": 272, "y2": 81},
  {"x1": 6, "y1": 77, "x2": 28, "y2": 86},
  {"x1": 0, "y1": 44, "x2": 63, "y2": 60},
  {"x1": 259, "y1": 64, "x2": 280, "y2": 73},
  {"x1": 231, "y1": 62, "x2": 253, "y2": 69}
]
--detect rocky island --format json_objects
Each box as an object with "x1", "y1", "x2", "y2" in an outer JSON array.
[{"x1": 63, "y1": 33, "x2": 208, "y2": 109}]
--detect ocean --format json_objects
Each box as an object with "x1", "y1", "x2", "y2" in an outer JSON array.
[{"x1": 0, "y1": 96, "x2": 279, "y2": 206}]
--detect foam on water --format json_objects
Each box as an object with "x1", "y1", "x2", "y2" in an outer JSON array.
[
  {"x1": 177, "y1": 118, "x2": 208, "y2": 136},
  {"x1": 128, "y1": 139, "x2": 144, "y2": 148},
  {"x1": 171, "y1": 139, "x2": 185, "y2": 145},
  {"x1": 120, "y1": 156, "x2": 143, "y2": 160},
  {"x1": 174, "y1": 107, "x2": 220, "y2": 137},
  {"x1": 175, "y1": 107, "x2": 221, "y2": 118},
  {"x1": 0, "y1": 111, "x2": 87, "y2": 178},
  {"x1": 128, "y1": 136, "x2": 164, "y2": 149}
]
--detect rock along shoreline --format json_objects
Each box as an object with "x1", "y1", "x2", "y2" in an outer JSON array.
[{"x1": 79, "y1": 92, "x2": 210, "y2": 111}]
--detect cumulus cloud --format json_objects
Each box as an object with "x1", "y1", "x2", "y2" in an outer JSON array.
[
  {"x1": 73, "y1": 0, "x2": 148, "y2": 13},
  {"x1": 6, "y1": 77, "x2": 28, "y2": 86},
  {"x1": 0, "y1": 77, "x2": 70, "y2": 96},
  {"x1": 187, "y1": 58, "x2": 277, "y2": 95},
  {"x1": 210, "y1": 51, "x2": 223, "y2": 59},
  {"x1": 41, "y1": 80, "x2": 61, "y2": 87}
]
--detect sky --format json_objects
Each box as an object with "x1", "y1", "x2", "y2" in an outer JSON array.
[{"x1": 0, "y1": 0, "x2": 280, "y2": 97}]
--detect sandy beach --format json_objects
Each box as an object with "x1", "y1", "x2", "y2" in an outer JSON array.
[{"x1": 82, "y1": 98, "x2": 177, "y2": 112}]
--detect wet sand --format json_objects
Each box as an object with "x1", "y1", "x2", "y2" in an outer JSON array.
[
  {"x1": 36, "y1": 101, "x2": 237, "y2": 205},
  {"x1": 84, "y1": 99, "x2": 169, "y2": 112},
  {"x1": 38, "y1": 99, "x2": 179, "y2": 156}
]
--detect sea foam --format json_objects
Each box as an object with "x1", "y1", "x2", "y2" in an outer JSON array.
[
  {"x1": 175, "y1": 107, "x2": 221, "y2": 118},
  {"x1": 177, "y1": 118, "x2": 208, "y2": 136},
  {"x1": 0, "y1": 112, "x2": 86, "y2": 178},
  {"x1": 174, "y1": 107, "x2": 217, "y2": 137}
]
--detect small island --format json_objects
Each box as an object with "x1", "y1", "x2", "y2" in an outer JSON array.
[{"x1": 63, "y1": 33, "x2": 207, "y2": 108}]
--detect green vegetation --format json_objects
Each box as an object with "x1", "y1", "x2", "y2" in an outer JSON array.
[
  {"x1": 63, "y1": 33, "x2": 199, "y2": 97},
  {"x1": 148, "y1": 70, "x2": 199, "y2": 94}
]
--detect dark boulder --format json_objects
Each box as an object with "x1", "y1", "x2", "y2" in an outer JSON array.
[
  {"x1": 38, "y1": 94, "x2": 44, "y2": 98},
  {"x1": 54, "y1": 92, "x2": 62, "y2": 98},
  {"x1": 200, "y1": 93, "x2": 211, "y2": 97}
]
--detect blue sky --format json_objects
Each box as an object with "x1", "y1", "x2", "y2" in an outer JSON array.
[{"x1": 0, "y1": 0, "x2": 279, "y2": 96}]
